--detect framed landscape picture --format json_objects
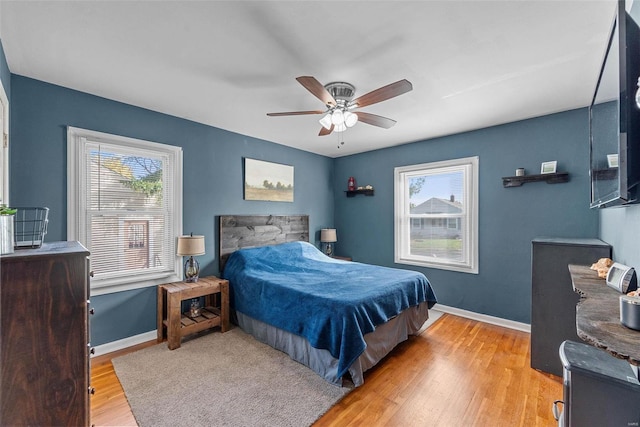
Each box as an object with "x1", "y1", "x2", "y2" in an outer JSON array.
[{"x1": 244, "y1": 158, "x2": 294, "y2": 202}]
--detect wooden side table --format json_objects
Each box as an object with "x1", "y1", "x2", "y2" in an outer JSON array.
[{"x1": 157, "y1": 276, "x2": 229, "y2": 350}]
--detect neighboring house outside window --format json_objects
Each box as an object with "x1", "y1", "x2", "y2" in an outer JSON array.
[
  {"x1": 410, "y1": 196, "x2": 463, "y2": 239},
  {"x1": 394, "y1": 156, "x2": 479, "y2": 274},
  {"x1": 67, "y1": 127, "x2": 183, "y2": 295}
]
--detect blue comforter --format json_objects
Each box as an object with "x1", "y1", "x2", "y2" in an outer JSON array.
[{"x1": 223, "y1": 241, "x2": 437, "y2": 378}]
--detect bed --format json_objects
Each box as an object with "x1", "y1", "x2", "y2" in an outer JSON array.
[{"x1": 219, "y1": 215, "x2": 437, "y2": 387}]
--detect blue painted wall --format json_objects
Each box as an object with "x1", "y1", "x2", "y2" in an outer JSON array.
[
  {"x1": 333, "y1": 108, "x2": 600, "y2": 324},
  {"x1": 600, "y1": 204, "x2": 640, "y2": 268},
  {"x1": 10, "y1": 75, "x2": 334, "y2": 346},
  {"x1": 7, "y1": 69, "x2": 608, "y2": 341}
]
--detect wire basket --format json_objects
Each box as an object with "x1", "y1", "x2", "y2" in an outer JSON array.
[{"x1": 14, "y1": 207, "x2": 49, "y2": 249}]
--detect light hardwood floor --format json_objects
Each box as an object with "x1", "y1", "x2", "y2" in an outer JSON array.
[{"x1": 90, "y1": 313, "x2": 562, "y2": 426}]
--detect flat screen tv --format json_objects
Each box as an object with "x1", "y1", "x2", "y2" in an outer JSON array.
[{"x1": 590, "y1": 0, "x2": 640, "y2": 208}]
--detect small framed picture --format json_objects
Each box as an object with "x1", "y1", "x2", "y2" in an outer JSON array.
[
  {"x1": 540, "y1": 161, "x2": 557, "y2": 174},
  {"x1": 607, "y1": 154, "x2": 619, "y2": 168}
]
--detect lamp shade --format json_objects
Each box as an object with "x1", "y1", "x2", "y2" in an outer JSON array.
[
  {"x1": 319, "y1": 113, "x2": 333, "y2": 130},
  {"x1": 344, "y1": 111, "x2": 358, "y2": 127},
  {"x1": 334, "y1": 123, "x2": 346, "y2": 133},
  {"x1": 331, "y1": 109, "x2": 344, "y2": 125},
  {"x1": 176, "y1": 235, "x2": 205, "y2": 256},
  {"x1": 320, "y1": 228, "x2": 337, "y2": 243}
]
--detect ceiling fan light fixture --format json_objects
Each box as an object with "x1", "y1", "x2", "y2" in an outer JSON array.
[
  {"x1": 344, "y1": 111, "x2": 358, "y2": 127},
  {"x1": 334, "y1": 122, "x2": 347, "y2": 133},
  {"x1": 331, "y1": 109, "x2": 344, "y2": 126},
  {"x1": 267, "y1": 76, "x2": 413, "y2": 140},
  {"x1": 319, "y1": 113, "x2": 333, "y2": 130}
]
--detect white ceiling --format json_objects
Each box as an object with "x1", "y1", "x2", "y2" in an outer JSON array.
[{"x1": 0, "y1": 0, "x2": 616, "y2": 158}]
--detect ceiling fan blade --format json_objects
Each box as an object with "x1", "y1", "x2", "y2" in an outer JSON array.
[
  {"x1": 356, "y1": 112, "x2": 397, "y2": 129},
  {"x1": 267, "y1": 110, "x2": 325, "y2": 117},
  {"x1": 296, "y1": 76, "x2": 337, "y2": 107},
  {"x1": 350, "y1": 79, "x2": 413, "y2": 108},
  {"x1": 319, "y1": 124, "x2": 334, "y2": 136}
]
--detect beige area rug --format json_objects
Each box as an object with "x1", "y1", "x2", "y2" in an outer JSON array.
[
  {"x1": 112, "y1": 327, "x2": 351, "y2": 427},
  {"x1": 113, "y1": 310, "x2": 443, "y2": 427}
]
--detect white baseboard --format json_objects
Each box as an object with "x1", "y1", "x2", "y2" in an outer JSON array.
[
  {"x1": 92, "y1": 305, "x2": 530, "y2": 357},
  {"x1": 91, "y1": 330, "x2": 157, "y2": 358},
  {"x1": 432, "y1": 304, "x2": 531, "y2": 333}
]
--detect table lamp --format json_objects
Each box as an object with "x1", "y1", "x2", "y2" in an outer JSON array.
[
  {"x1": 320, "y1": 228, "x2": 337, "y2": 256},
  {"x1": 177, "y1": 233, "x2": 205, "y2": 282}
]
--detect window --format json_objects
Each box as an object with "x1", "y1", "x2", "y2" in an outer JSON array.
[
  {"x1": 0, "y1": 79, "x2": 8, "y2": 206},
  {"x1": 68, "y1": 127, "x2": 183, "y2": 295},
  {"x1": 394, "y1": 156, "x2": 478, "y2": 274}
]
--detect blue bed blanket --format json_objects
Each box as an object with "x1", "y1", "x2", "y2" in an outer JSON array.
[{"x1": 222, "y1": 241, "x2": 437, "y2": 378}]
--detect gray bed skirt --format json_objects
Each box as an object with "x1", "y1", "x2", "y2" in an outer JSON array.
[{"x1": 236, "y1": 301, "x2": 430, "y2": 387}]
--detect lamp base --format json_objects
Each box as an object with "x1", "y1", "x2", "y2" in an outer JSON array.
[
  {"x1": 323, "y1": 243, "x2": 334, "y2": 256},
  {"x1": 184, "y1": 256, "x2": 200, "y2": 282}
]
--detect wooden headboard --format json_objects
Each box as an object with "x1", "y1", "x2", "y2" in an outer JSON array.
[{"x1": 218, "y1": 215, "x2": 309, "y2": 272}]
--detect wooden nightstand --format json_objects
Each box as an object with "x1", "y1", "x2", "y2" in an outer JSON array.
[{"x1": 157, "y1": 276, "x2": 229, "y2": 350}]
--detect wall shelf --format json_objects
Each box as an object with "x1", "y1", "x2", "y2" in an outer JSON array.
[
  {"x1": 345, "y1": 189, "x2": 374, "y2": 197},
  {"x1": 502, "y1": 172, "x2": 569, "y2": 188}
]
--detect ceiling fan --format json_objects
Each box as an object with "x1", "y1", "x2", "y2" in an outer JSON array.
[{"x1": 267, "y1": 76, "x2": 413, "y2": 136}]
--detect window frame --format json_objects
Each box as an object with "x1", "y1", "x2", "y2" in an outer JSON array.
[
  {"x1": 394, "y1": 156, "x2": 479, "y2": 274},
  {"x1": 0, "y1": 79, "x2": 9, "y2": 206},
  {"x1": 67, "y1": 126, "x2": 183, "y2": 295}
]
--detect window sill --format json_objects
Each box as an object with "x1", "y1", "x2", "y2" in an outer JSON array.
[
  {"x1": 90, "y1": 273, "x2": 181, "y2": 296},
  {"x1": 395, "y1": 257, "x2": 478, "y2": 274}
]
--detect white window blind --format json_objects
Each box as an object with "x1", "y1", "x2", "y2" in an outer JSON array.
[{"x1": 68, "y1": 127, "x2": 183, "y2": 295}]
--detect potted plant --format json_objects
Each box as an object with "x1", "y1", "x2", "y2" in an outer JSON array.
[{"x1": 0, "y1": 205, "x2": 16, "y2": 255}]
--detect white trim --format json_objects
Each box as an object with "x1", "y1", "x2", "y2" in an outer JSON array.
[
  {"x1": 394, "y1": 156, "x2": 479, "y2": 274},
  {"x1": 91, "y1": 330, "x2": 157, "y2": 357},
  {"x1": 67, "y1": 126, "x2": 183, "y2": 294},
  {"x1": 90, "y1": 276, "x2": 179, "y2": 296},
  {"x1": 432, "y1": 303, "x2": 531, "y2": 333},
  {"x1": 91, "y1": 306, "x2": 530, "y2": 358},
  {"x1": 0, "y1": 78, "x2": 8, "y2": 205}
]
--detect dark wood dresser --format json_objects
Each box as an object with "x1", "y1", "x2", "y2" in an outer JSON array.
[
  {"x1": 1, "y1": 241, "x2": 91, "y2": 426},
  {"x1": 531, "y1": 238, "x2": 611, "y2": 376}
]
